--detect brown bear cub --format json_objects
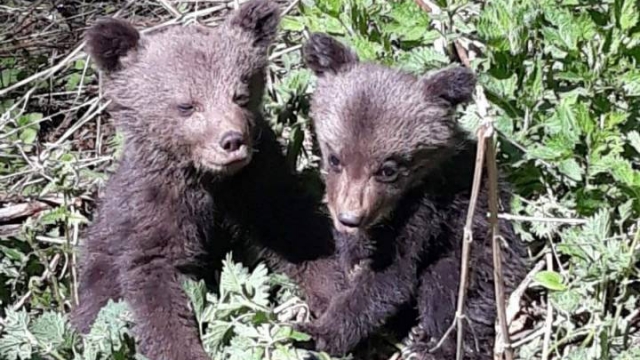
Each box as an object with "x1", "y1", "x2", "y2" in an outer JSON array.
[
  {"x1": 73, "y1": 2, "x2": 343, "y2": 360},
  {"x1": 299, "y1": 33, "x2": 527, "y2": 359}
]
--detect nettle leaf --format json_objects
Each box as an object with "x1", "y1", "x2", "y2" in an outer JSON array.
[
  {"x1": 280, "y1": 16, "x2": 305, "y2": 32},
  {"x1": 397, "y1": 47, "x2": 450, "y2": 74},
  {"x1": 619, "y1": 0, "x2": 639, "y2": 31},
  {"x1": 83, "y1": 300, "x2": 135, "y2": 359},
  {"x1": 619, "y1": 70, "x2": 640, "y2": 96},
  {"x1": 528, "y1": 144, "x2": 564, "y2": 161},
  {"x1": 477, "y1": 0, "x2": 531, "y2": 53},
  {"x1": 550, "y1": 288, "x2": 581, "y2": 314},
  {"x1": 202, "y1": 320, "x2": 233, "y2": 353},
  {"x1": 0, "y1": 309, "x2": 33, "y2": 360},
  {"x1": 583, "y1": 209, "x2": 611, "y2": 243},
  {"x1": 534, "y1": 270, "x2": 567, "y2": 291},
  {"x1": 351, "y1": 36, "x2": 384, "y2": 61},
  {"x1": 574, "y1": 102, "x2": 595, "y2": 135},
  {"x1": 617, "y1": 199, "x2": 634, "y2": 223},
  {"x1": 627, "y1": 131, "x2": 640, "y2": 154},
  {"x1": 30, "y1": 312, "x2": 67, "y2": 351},
  {"x1": 183, "y1": 278, "x2": 207, "y2": 320},
  {"x1": 559, "y1": 158, "x2": 583, "y2": 182},
  {"x1": 246, "y1": 263, "x2": 270, "y2": 307},
  {"x1": 220, "y1": 253, "x2": 250, "y2": 296}
]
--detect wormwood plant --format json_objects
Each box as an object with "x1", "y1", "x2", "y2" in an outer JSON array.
[{"x1": 1, "y1": 0, "x2": 639, "y2": 359}]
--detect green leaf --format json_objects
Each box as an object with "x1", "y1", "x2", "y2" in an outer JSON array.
[
  {"x1": 618, "y1": 70, "x2": 640, "y2": 96},
  {"x1": 618, "y1": 199, "x2": 634, "y2": 223},
  {"x1": 559, "y1": 158, "x2": 583, "y2": 182},
  {"x1": 534, "y1": 270, "x2": 567, "y2": 291},
  {"x1": 280, "y1": 16, "x2": 305, "y2": 32},
  {"x1": 550, "y1": 289, "x2": 581, "y2": 314},
  {"x1": 628, "y1": 131, "x2": 640, "y2": 153},
  {"x1": 0, "y1": 309, "x2": 33, "y2": 360},
  {"x1": 183, "y1": 279, "x2": 207, "y2": 319},
  {"x1": 619, "y1": 0, "x2": 639, "y2": 31},
  {"x1": 18, "y1": 128, "x2": 37, "y2": 146},
  {"x1": 289, "y1": 330, "x2": 311, "y2": 342},
  {"x1": 220, "y1": 253, "x2": 249, "y2": 296},
  {"x1": 30, "y1": 312, "x2": 67, "y2": 349},
  {"x1": 350, "y1": 36, "x2": 383, "y2": 60}
]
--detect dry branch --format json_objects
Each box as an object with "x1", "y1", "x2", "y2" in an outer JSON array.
[
  {"x1": 412, "y1": 2, "x2": 514, "y2": 359},
  {"x1": 0, "y1": 201, "x2": 50, "y2": 222}
]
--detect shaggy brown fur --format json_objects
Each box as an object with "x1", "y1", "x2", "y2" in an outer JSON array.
[
  {"x1": 298, "y1": 33, "x2": 527, "y2": 360},
  {"x1": 72, "y1": 3, "x2": 343, "y2": 360}
]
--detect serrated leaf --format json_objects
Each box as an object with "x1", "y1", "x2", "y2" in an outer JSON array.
[
  {"x1": 30, "y1": 312, "x2": 67, "y2": 350},
  {"x1": 220, "y1": 253, "x2": 249, "y2": 296},
  {"x1": 528, "y1": 143, "x2": 564, "y2": 160},
  {"x1": 183, "y1": 278, "x2": 207, "y2": 319},
  {"x1": 627, "y1": 131, "x2": 640, "y2": 153},
  {"x1": 619, "y1": 70, "x2": 640, "y2": 96},
  {"x1": 559, "y1": 158, "x2": 583, "y2": 181},
  {"x1": 83, "y1": 300, "x2": 135, "y2": 358},
  {"x1": 280, "y1": 16, "x2": 305, "y2": 32},
  {"x1": 534, "y1": 270, "x2": 567, "y2": 291},
  {"x1": 583, "y1": 209, "x2": 610, "y2": 242},
  {"x1": 619, "y1": 0, "x2": 639, "y2": 31},
  {"x1": 201, "y1": 320, "x2": 233, "y2": 352},
  {"x1": 550, "y1": 289, "x2": 581, "y2": 314},
  {"x1": 350, "y1": 36, "x2": 383, "y2": 61},
  {"x1": 0, "y1": 310, "x2": 33, "y2": 360},
  {"x1": 618, "y1": 199, "x2": 634, "y2": 223},
  {"x1": 246, "y1": 263, "x2": 270, "y2": 307}
]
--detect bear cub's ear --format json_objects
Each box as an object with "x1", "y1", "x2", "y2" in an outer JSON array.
[
  {"x1": 229, "y1": 0, "x2": 281, "y2": 49},
  {"x1": 303, "y1": 33, "x2": 359, "y2": 76},
  {"x1": 85, "y1": 18, "x2": 140, "y2": 73},
  {"x1": 421, "y1": 66, "x2": 477, "y2": 106}
]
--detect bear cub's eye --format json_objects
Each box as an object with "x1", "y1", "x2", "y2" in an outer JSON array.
[
  {"x1": 177, "y1": 103, "x2": 195, "y2": 116},
  {"x1": 233, "y1": 92, "x2": 251, "y2": 107},
  {"x1": 376, "y1": 160, "x2": 399, "y2": 182},
  {"x1": 328, "y1": 154, "x2": 341, "y2": 171}
]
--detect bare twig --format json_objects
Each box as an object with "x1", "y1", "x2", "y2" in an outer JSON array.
[
  {"x1": 542, "y1": 252, "x2": 554, "y2": 360},
  {"x1": 454, "y1": 124, "x2": 488, "y2": 360},
  {"x1": 157, "y1": 0, "x2": 182, "y2": 17},
  {"x1": 506, "y1": 260, "x2": 545, "y2": 327},
  {"x1": 487, "y1": 133, "x2": 513, "y2": 360},
  {"x1": 498, "y1": 213, "x2": 587, "y2": 225}
]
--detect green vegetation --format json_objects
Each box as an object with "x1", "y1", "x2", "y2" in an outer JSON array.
[{"x1": 1, "y1": 0, "x2": 638, "y2": 359}]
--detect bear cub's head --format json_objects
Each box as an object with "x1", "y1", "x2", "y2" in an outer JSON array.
[
  {"x1": 304, "y1": 33, "x2": 476, "y2": 234},
  {"x1": 86, "y1": 0, "x2": 280, "y2": 176}
]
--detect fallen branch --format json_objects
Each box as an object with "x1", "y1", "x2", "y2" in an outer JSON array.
[{"x1": 0, "y1": 201, "x2": 50, "y2": 223}]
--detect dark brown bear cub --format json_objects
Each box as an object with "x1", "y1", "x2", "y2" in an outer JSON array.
[
  {"x1": 73, "y1": 3, "x2": 342, "y2": 360},
  {"x1": 299, "y1": 33, "x2": 527, "y2": 359}
]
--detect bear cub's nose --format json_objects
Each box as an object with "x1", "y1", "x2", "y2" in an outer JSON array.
[
  {"x1": 338, "y1": 212, "x2": 363, "y2": 228},
  {"x1": 220, "y1": 131, "x2": 245, "y2": 153}
]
